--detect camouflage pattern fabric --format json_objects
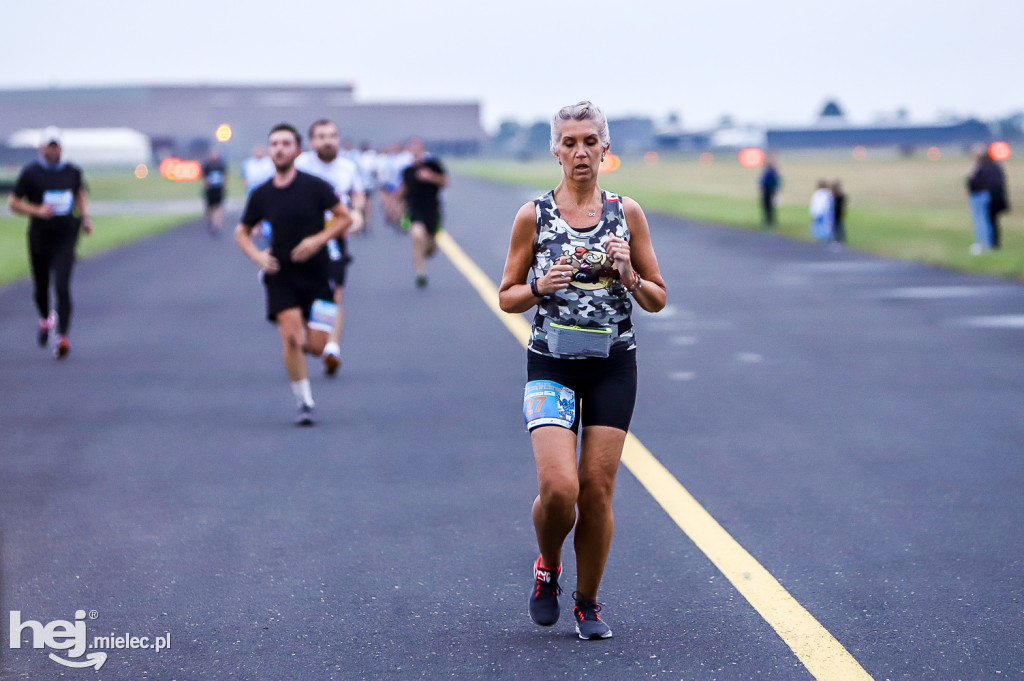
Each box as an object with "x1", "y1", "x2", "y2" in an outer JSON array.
[{"x1": 529, "y1": 190, "x2": 635, "y2": 358}]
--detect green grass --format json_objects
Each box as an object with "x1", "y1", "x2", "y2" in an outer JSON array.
[
  {"x1": 0, "y1": 213, "x2": 196, "y2": 286},
  {"x1": 0, "y1": 167, "x2": 222, "y2": 285},
  {"x1": 450, "y1": 153, "x2": 1024, "y2": 280}
]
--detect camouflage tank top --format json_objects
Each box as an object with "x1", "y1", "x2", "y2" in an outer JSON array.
[{"x1": 529, "y1": 189, "x2": 635, "y2": 358}]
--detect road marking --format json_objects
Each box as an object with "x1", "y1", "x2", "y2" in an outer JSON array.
[
  {"x1": 951, "y1": 315, "x2": 1024, "y2": 329},
  {"x1": 871, "y1": 285, "x2": 1021, "y2": 299},
  {"x1": 437, "y1": 231, "x2": 873, "y2": 681}
]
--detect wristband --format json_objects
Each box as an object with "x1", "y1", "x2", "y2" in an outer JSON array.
[
  {"x1": 530, "y1": 279, "x2": 543, "y2": 299},
  {"x1": 626, "y1": 270, "x2": 642, "y2": 293}
]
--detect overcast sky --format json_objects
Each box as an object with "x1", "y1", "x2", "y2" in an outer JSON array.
[{"x1": 4, "y1": 0, "x2": 1021, "y2": 132}]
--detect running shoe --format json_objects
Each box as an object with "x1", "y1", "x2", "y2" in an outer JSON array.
[
  {"x1": 296, "y1": 403, "x2": 315, "y2": 427},
  {"x1": 55, "y1": 336, "x2": 70, "y2": 360},
  {"x1": 37, "y1": 312, "x2": 55, "y2": 347},
  {"x1": 322, "y1": 342, "x2": 342, "y2": 377},
  {"x1": 528, "y1": 555, "x2": 562, "y2": 626},
  {"x1": 573, "y1": 594, "x2": 612, "y2": 640},
  {"x1": 323, "y1": 353, "x2": 341, "y2": 376}
]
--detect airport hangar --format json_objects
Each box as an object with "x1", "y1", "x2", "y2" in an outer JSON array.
[{"x1": 0, "y1": 83, "x2": 487, "y2": 162}]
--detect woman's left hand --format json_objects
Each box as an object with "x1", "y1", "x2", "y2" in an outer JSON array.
[{"x1": 605, "y1": 235, "x2": 635, "y2": 284}]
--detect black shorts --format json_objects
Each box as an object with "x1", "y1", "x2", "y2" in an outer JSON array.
[
  {"x1": 408, "y1": 205, "x2": 441, "y2": 236},
  {"x1": 205, "y1": 187, "x2": 224, "y2": 208},
  {"x1": 526, "y1": 348, "x2": 637, "y2": 433},
  {"x1": 264, "y1": 274, "x2": 333, "y2": 323}
]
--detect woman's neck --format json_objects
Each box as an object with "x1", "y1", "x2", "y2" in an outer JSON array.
[{"x1": 555, "y1": 179, "x2": 600, "y2": 206}]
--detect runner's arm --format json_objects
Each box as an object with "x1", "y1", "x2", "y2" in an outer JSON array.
[
  {"x1": 8, "y1": 194, "x2": 52, "y2": 219},
  {"x1": 498, "y1": 202, "x2": 572, "y2": 313},
  {"x1": 76, "y1": 186, "x2": 94, "y2": 234},
  {"x1": 234, "y1": 221, "x2": 278, "y2": 273},
  {"x1": 291, "y1": 201, "x2": 353, "y2": 262}
]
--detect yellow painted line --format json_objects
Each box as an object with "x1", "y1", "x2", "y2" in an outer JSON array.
[{"x1": 437, "y1": 230, "x2": 873, "y2": 681}]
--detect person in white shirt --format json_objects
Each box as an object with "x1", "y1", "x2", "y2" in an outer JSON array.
[
  {"x1": 295, "y1": 119, "x2": 366, "y2": 376},
  {"x1": 809, "y1": 180, "x2": 834, "y2": 242}
]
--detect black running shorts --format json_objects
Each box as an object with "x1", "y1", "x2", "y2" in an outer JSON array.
[
  {"x1": 264, "y1": 274, "x2": 333, "y2": 323},
  {"x1": 205, "y1": 187, "x2": 224, "y2": 208},
  {"x1": 526, "y1": 348, "x2": 637, "y2": 433},
  {"x1": 408, "y1": 205, "x2": 441, "y2": 236}
]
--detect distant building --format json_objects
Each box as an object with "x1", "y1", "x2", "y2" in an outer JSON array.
[
  {"x1": 0, "y1": 84, "x2": 487, "y2": 163},
  {"x1": 765, "y1": 118, "x2": 991, "y2": 150}
]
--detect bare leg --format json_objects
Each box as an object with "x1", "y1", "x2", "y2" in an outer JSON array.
[
  {"x1": 531, "y1": 426, "x2": 579, "y2": 570},
  {"x1": 328, "y1": 286, "x2": 345, "y2": 347},
  {"x1": 573, "y1": 425, "x2": 626, "y2": 601},
  {"x1": 410, "y1": 222, "x2": 428, "y2": 277},
  {"x1": 276, "y1": 309, "x2": 308, "y2": 382}
]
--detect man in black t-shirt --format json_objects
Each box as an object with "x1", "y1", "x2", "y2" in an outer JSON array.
[
  {"x1": 202, "y1": 148, "x2": 227, "y2": 236},
  {"x1": 235, "y1": 123, "x2": 353, "y2": 426},
  {"x1": 8, "y1": 126, "x2": 94, "y2": 359},
  {"x1": 400, "y1": 138, "x2": 447, "y2": 288}
]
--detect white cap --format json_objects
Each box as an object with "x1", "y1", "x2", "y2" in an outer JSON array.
[{"x1": 40, "y1": 126, "x2": 62, "y2": 146}]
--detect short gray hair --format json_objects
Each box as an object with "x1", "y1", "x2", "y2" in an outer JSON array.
[{"x1": 550, "y1": 101, "x2": 610, "y2": 155}]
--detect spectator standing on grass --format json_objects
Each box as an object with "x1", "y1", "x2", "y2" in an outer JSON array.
[
  {"x1": 759, "y1": 157, "x2": 781, "y2": 226},
  {"x1": 8, "y1": 126, "x2": 93, "y2": 359},
  {"x1": 831, "y1": 180, "x2": 847, "y2": 246},
  {"x1": 809, "y1": 180, "x2": 834, "y2": 242},
  {"x1": 968, "y1": 147, "x2": 1009, "y2": 251}
]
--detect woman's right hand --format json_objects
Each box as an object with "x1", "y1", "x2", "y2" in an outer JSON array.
[{"x1": 537, "y1": 257, "x2": 573, "y2": 296}]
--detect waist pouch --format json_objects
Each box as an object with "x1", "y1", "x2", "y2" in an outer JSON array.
[{"x1": 544, "y1": 318, "x2": 616, "y2": 358}]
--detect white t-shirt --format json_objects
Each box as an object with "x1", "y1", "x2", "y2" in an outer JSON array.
[
  {"x1": 241, "y1": 156, "x2": 275, "y2": 192},
  {"x1": 295, "y1": 151, "x2": 364, "y2": 206}
]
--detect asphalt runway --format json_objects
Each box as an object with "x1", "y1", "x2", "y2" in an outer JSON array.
[{"x1": 1, "y1": 176, "x2": 1022, "y2": 680}]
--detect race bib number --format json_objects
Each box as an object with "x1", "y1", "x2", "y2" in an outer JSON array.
[
  {"x1": 523, "y1": 380, "x2": 576, "y2": 430},
  {"x1": 42, "y1": 189, "x2": 74, "y2": 216},
  {"x1": 309, "y1": 299, "x2": 338, "y2": 333}
]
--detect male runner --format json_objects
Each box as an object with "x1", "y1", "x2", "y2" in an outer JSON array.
[
  {"x1": 202, "y1": 148, "x2": 227, "y2": 236},
  {"x1": 295, "y1": 119, "x2": 366, "y2": 376},
  {"x1": 8, "y1": 126, "x2": 94, "y2": 359},
  {"x1": 235, "y1": 123, "x2": 353, "y2": 425},
  {"x1": 400, "y1": 138, "x2": 447, "y2": 288}
]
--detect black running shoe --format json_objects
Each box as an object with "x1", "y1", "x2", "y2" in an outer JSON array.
[
  {"x1": 528, "y1": 555, "x2": 562, "y2": 626},
  {"x1": 573, "y1": 594, "x2": 612, "y2": 640},
  {"x1": 296, "y1": 403, "x2": 315, "y2": 427}
]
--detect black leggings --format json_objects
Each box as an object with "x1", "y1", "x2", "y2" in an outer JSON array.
[{"x1": 28, "y1": 224, "x2": 80, "y2": 335}]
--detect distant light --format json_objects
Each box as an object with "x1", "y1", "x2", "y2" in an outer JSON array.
[
  {"x1": 134, "y1": 163, "x2": 149, "y2": 179},
  {"x1": 215, "y1": 124, "x2": 233, "y2": 142},
  {"x1": 990, "y1": 141, "x2": 1012, "y2": 161},
  {"x1": 926, "y1": 146, "x2": 942, "y2": 162},
  {"x1": 738, "y1": 147, "x2": 765, "y2": 168},
  {"x1": 599, "y1": 153, "x2": 621, "y2": 173},
  {"x1": 852, "y1": 145, "x2": 868, "y2": 160},
  {"x1": 643, "y1": 151, "x2": 659, "y2": 166},
  {"x1": 699, "y1": 151, "x2": 715, "y2": 166},
  {"x1": 159, "y1": 157, "x2": 202, "y2": 182}
]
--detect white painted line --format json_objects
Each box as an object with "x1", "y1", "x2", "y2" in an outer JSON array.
[
  {"x1": 669, "y1": 371, "x2": 697, "y2": 381},
  {"x1": 872, "y1": 285, "x2": 1022, "y2": 299},
  {"x1": 736, "y1": 352, "x2": 764, "y2": 363},
  {"x1": 783, "y1": 261, "x2": 909, "y2": 274},
  {"x1": 671, "y1": 336, "x2": 698, "y2": 346},
  {"x1": 951, "y1": 315, "x2": 1024, "y2": 329}
]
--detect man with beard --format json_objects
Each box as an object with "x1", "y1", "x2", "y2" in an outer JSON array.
[
  {"x1": 235, "y1": 123, "x2": 353, "y2": 425},
  {"x1": 295, "y1": 119, "x2": 365, "y2": 375}
]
